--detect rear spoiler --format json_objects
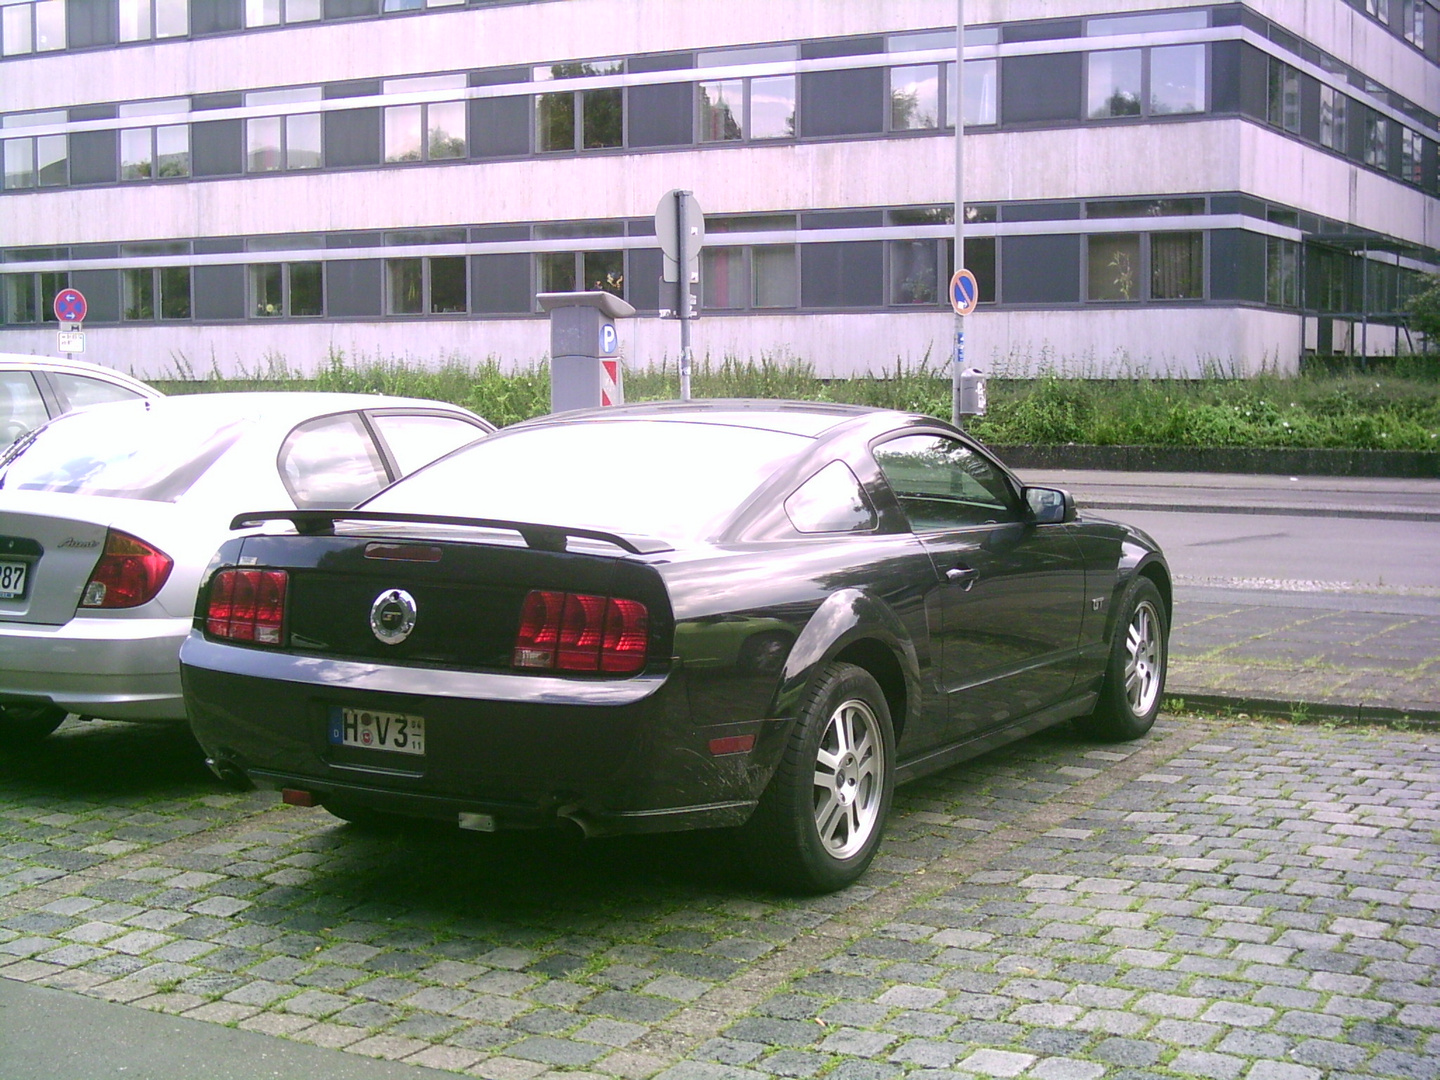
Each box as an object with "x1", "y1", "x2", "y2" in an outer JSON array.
[{"x1": 228, "y1": 509, "x2": 673, "y2": 555}]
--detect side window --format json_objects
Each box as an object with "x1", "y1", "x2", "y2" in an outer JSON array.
[
  {"x1": 873, "y1": 434, "x2": 1019, "y2": 530},
  {"x1": 368, "y1": 412, "x2": 490, "y2": 477},
  {"x1": 279, "y1": 412, "x2": 388, "y2": 509},
  {"x1": 784, "y1": 460, "x2": 876, "y2": 534},
  {"x1": 0, "y1": 371, "x2": 51, "y2": 446},
  {"x1": 48, "y1": 372, "x2": 146, "y2": 411}
]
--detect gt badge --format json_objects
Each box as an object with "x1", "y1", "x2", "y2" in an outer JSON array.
[{"x1": 370, "y1": 588, "x2": 417, "y2": 645}]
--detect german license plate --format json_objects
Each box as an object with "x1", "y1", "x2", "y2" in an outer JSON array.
[
  {"x1": 328, "y1": 707, "x2": 425, "y2": 755},
  {"x1": 0, "y1": 560, "x2": 27, "y2": 599}
]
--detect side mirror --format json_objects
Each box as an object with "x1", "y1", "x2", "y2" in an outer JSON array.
[{"x1": 1025, "y1": 486, "x2": 1076, "y2": 525}]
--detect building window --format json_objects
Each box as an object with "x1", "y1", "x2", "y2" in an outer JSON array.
[
  {"x1": 1364, "y1": 114, "x2": 1389, "y2": 169},
  {"x1": 1087, "y1": 45, "x2": 1205, "y2": 121},
  {"x1": 889, "y1": 238, "x2": 942, "y2": 304},
  {"x1": 947, "y1": 60, "x2": 998, "y2": 127},
  {"x1": 386, "y1": 257, "x2": 467, "y2": 314},
  {"x1": 1401, "y1": 127, "x2": 1424, "y2": 184},
  {"x1": 1087, "y1": 234, "x2": 1142, "y2": 301},
  {"x1": 245, "y1": 0, "x2": 322, "y2": 25},
  {"x1": 119, "y1": 0, "x2": 188, "y2": 41},
  {"x1": 535, "y1": 60, "x2": 624, "y2": 152},
  {"x1": 1151, "y1": 232, "x2": 1204, "y2": 300},
  {"x1": 536, "y1": 250, "x2": 625, "y2": 299},
  {"x1": 1, "y1": 271, "x2": 66, "y2": 324},
  {"x1": 883, "y1": 207, "x2": 954, "y2": 307},
  {"x1": 890, "y1": 65, "x2": 941, "y2": 130},
  {"x1": 1267, "y1": 59, "x2": 1301, "y2": 134},
  {"x1": 383, "y1": 75, "x2": 467, "y2": 163},
  {"x1": 123, "y1": 267, "x2": 192, "y2": 321},
  {"x1": 1265, "y1": 237, "x2": 1300, "y2": 308},
  {"x1": 1088, "y1": 50, "x2": 1142, "y2": 118},
  {"x1": 1401, "y1": 0, "x2": 1426, "y2": 46},
  {"x1": 1149, "y1": 45, "x2": 1206, "y2": 114},
  {"x1": 2, "y1": 111, "x2": 66, "y2": 190},
  {"x1": 250, "y1": 262, "x2": 323, "y2": 317},
  {"x1": 697, "y1": 46, "x2": 797, "y2": 143},
  {"x1": 382, "y1": 0, "x2": 462, "y2": 11},
  {"x1": 701, "y1": 246, "x2": 798, "y2": 309},
  {"x1": 1367, "y1": 0, "x2": 1391, "y2": 25},
  {"x1": 118, "y1": 99, "x2": 190, "y2": 180},
  {"x1": 1, "y1": 0, "x2": 64, "y2": 57},
  {"x1": 1319, "y1": 86, "x2": 1349, "y2": 152},
  {"x1": 245, "y1": 88, "x2": 322, "y2": 172}
]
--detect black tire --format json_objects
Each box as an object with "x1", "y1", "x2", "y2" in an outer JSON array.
[
  {"x1": 0, "y1": 704, "x2": 67, "y2": 742},
  {"x1": 1075, "y1": 577, "x2": 1168, "y2": 742},
  {"x1": 743, "y1": 662, "x2": 895, "y2": 894}
]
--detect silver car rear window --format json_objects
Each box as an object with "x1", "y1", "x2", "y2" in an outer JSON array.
[
  {"x1": 367, "y1": 419, "x2": 810, "y2": 541},
  {"x1": 0, "y1": 408, "x2": 251, "y2": 502}
]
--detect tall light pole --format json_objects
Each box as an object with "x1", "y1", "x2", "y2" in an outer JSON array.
[
  {"x1": 951, "y1": 0, "x2": 986, "y2": 430},
  {"x1": 952, "y1": 0, "x2": 966, "y2": 427}
]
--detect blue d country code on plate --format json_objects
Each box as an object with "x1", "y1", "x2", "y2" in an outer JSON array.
[{"x1": 328, "y1": 706, "x2": 425, "y2": 755}]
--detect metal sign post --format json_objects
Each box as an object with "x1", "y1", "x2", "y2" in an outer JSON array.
[{"x1": 656, "y1": 189, "x2": 703, "y2": 401}]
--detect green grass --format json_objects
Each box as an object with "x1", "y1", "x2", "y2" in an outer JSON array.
[{"x1": 153, "y1": 350, "x2": 1440, "y2": 451}]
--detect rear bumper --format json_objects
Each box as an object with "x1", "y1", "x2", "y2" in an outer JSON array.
[
  {"x1": 0, "y1": 614, "x2": 189, "y2": 721},
  {"x1": 180, "y1": 634, "x2": 782, "y2": 836}
]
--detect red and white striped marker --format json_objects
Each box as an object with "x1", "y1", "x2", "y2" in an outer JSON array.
[{"x1": 601, "y1": 359, "x2": 622, "y2": 406}]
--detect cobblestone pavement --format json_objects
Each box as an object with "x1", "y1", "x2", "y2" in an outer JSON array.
[{"x1": 2, "y1": 714, "x2": 1438, "y2": 1079}]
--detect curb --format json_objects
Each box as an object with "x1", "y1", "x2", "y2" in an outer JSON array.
[
  {"x1": 992, "y1": 444, "x2": 1440, "y2": 479},
  {"x1": 1166, "y1": 690, "x2": 1440, "y2": 728}
]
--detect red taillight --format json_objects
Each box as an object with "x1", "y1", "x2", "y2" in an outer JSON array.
[
  {"x1": 513, "y1": 589, "x2": 563, "y2": 668},
  {"x1": 206, "y1": 569, "x2": 288, "y2": 645},
  {"x1": 513, "y1": 590, "x2": 649, "y2": 675},
  {"x1": 600, "y1": 598, "x2": 649, "y2": 673},
  {"x1": 80, "y1": 530, "x2": 174, "y2": 609}
]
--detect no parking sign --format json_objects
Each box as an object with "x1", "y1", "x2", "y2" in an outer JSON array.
[{"x1": 54, "y1": 288, "x2": 87, "y2": 324}]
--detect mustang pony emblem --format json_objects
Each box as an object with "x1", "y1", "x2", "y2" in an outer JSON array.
[{"x1": 369, "y1": 589, "x2": 418, "y2": 645}]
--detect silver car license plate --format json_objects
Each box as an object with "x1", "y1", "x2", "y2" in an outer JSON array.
[
  {"x1": 0, "y1": 560, "x2": 27, "y2": 599},
  {"x1": 328, "y1": 707, "x2": 425, "y2": 755}
]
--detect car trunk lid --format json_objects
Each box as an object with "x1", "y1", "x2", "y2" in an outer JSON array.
[
  {"x1": 229, "y1": 517, "x2": 674, "y2": 674},
  {"x1": 0, "y1": 492, "x2": 121, "y2": 626}
]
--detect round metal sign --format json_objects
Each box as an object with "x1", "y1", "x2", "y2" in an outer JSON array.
[
  {"x1": 949, "y1": 269, "x2": 979, "y2": 316},
  {"x1": 54, "y1": 288, "x2": 88, "y2": 324},
  {"x1": 369, "y1": 588, "x2": 418, "y2": 645}
]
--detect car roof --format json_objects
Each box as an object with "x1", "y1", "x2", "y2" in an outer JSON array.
[
  {"x1": 0, "y1": 353, "x2": 161, "y2": 396},
  {"x1": 515, "y1": 398, "x2": 890, "y2": 438},
  {"x1": 58, "y1": 390, "x2": 490, "y2": 427}
]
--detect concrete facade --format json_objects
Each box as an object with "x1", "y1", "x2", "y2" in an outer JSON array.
[{"x1": 1, "y1": 0, "x2": 1437, "y2": 377}]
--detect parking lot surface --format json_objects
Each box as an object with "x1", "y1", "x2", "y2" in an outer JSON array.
[{"x1": 3, "y1": 713, "x2": 1437, "y2": 1079}]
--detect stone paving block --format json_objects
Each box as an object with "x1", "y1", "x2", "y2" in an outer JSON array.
[
  {"x1": 1029, "y1": 1058, "x2": 1105, "y2": 1080},
  {"x1": 507, "y1": 1036, "x2": 607, "y2": 1066}
]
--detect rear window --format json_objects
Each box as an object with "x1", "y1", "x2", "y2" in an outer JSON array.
[
  {"x1": 0, "y1": 406, "x2": 250, "y2": 502},
  {"x1": 366, "y1": 420, "x2": 810, "y2": 541}
]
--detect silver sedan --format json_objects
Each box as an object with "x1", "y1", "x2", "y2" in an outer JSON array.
[{"x1": 0, "y1": 391, "x2": 493, "y2": 738}]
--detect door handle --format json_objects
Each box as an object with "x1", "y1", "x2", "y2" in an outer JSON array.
[{"x1": 946, "y1": 565, "x2": 978, "y2": 591}]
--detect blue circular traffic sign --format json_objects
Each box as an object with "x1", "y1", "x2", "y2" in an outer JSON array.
[
  {"x1": 949, "y1": 269, "x2": 979, "y2": 316},
  {"x1": 54, "y1": 288, "x2": 87, "y2": 323}
]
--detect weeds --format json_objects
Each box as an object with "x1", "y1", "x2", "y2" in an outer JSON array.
[{"x1": 153, "y1": 351, "x2": 1440, "y2": 450}]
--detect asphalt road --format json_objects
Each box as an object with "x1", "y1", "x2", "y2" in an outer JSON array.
[{"x1": 1016, "y1": 469, "x2": 1440, "y2": 595}]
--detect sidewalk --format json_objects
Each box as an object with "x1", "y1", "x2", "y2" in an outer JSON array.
[{"x1": 1018, "y1": 469, "x2": 1440, "y2": 724}]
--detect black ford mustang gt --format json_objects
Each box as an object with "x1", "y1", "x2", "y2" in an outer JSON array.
[{"x1": 181, "y1": 400, "x2": 1170, "y2": 893}]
